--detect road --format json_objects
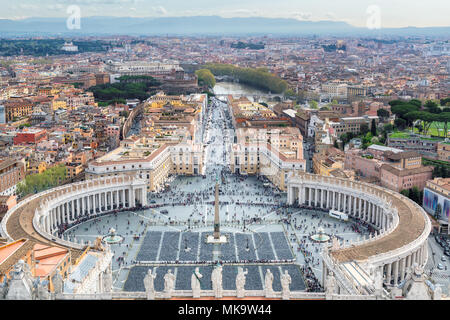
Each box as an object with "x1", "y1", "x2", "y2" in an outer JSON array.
[{"x1": 203, "y1": 97, "x2": 235, "y2": 174}]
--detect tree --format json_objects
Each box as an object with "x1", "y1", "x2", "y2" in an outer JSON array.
[
  {"x1": 195, "y1": 69, "x2": 216, "y2": 88},
  {"x1": 202, "y1": 63, "x2": 288, "y2": 93},
  {"x1": 409, "y1": 186, "x2": 421, "y2": 205},
  {"x1": 285, "y1": 89, "x2": 296, "y2": 97},
  {"x1": 16, "y1": 164, "x2": 67, "y2": 198},
  {"x1": 409, "y1": 99, "x2": 422, "y2": 108},
  {"x1": 391, "y1": 104, "x2": 420, "y2": 121},
  {"x1": 394, "y1": 118, "x2": 407, "y2": 130},
  {"x1": 360, "y1": 123, "x2": 369, "y2": 135},
  {"x1": 370, "y1": 119, "x2": 377, "y2": 136},
  {"x1": 440, "y1": 97, "x2": 450, "y2": 106},
  {"x1": 383, "y1": 123, "x2": 394, "y2": 133},
  {"x1": 377, "y1": 108, "x2": 390, "y2": 120},
  {"x1": 309, "y1": 100, "x2": 318, "y2": 109},
  {"x1": 439, "y1": 112, "x2": 450, "y2": 138},
  {"x1": 400, "y1": 189, "x2": 409, "y2": 198},
  {"x1": 415, "y1": 122, "x2": 423, "y2": 133},
  {"x1": 401, "y1": 187, "x2": 422, "y2": 205}
]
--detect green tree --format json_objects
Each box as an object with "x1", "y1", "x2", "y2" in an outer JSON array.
[
  {"x1": 409, "y1": 186, "x2": 421, "y2": 204},
  {"x1": 202, "y1": 63, "x2": 288, "y2": 94},
  {"x1": 391, "y1": 104, "x2": 419, "y2": 117},
  {"x1": 409, "y1": 99, "x2": 422, "y2": 108},
  {"x1": 16, "y1": 165, "x2": 67, "y2": 198},
  {"x1": 424, "y1": 100, "x2": 439, "y2": 111},
  {"x1": 377, "y1": 108, "x2": 390, "y2": 120},
  {"x1": 310, "y1": 100, "x2": 318, "y2": 109},
  {"x1": 394, "y1": 118, "x2": 407, "y2": 130},
  {"x1": 360, "y1": 123, "x2": 369, "y2": 135},
  {"x1": 195, "y1": 69, "x2": 216, "y2": 88},
  {"x1": 370, "y1": 118, "x2": 377, "y2": 136},
  {"x1": 383, "y1": 123, "x2": 394, "y2": 133}
]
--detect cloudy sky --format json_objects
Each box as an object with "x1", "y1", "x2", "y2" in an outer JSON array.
[{"x1": 2, "y1": 0, "x2": 449, "y2": 28}]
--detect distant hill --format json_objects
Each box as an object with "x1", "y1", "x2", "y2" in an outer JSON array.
[{"x1": 0, "y1": 16, "x2": 449, "y2": 37}]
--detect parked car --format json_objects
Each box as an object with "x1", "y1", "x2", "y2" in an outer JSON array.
[
  {"x1": 441, "y1": 256, "x2": 447, "y2": 262},
  {"x1": 437, "y1": 263, "x2": 444, "y2": 270}
]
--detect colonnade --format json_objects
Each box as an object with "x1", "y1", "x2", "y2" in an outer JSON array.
[
  {"x1": 382, "y1": 243, "x2": 428, "y2": 287},
  {"x1": 287, "y1": 174, "x2": 431, "y2": 294},
  {"x1": 288, "y1": 185, "x2": 391, "y2": 230},
  {"x1": 37, "y1": 176, "x2": 147, "y2": 237}
]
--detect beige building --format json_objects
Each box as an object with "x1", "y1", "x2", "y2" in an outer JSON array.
[
  {"x1": 321, "y1": 82, "x2": 347, "y2": 98},
  {"x1": 86, "y1": 136, "x2": 203, "y2": 192},
  {"x1": 230, "y1": 127, "x2": 306, "y2": 191},
  {"x1": 437, "y1": 141, "x2": 450, "y2": 161},
  {"x1": 330, "y1": 115, "x2": 379, "y2": 137}
]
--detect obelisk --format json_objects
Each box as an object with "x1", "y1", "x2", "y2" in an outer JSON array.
[{"x1": 213, "y1": 174, "x2": 220, "y2": 240}]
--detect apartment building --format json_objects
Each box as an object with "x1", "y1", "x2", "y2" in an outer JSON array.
[
  {"x1": 0, "y1": 159, "x2": 26, "y2": 196},
  {"x1": 387, "y1": 132, "x2": 439, "y2": 158},
  {"x1": 86, "y1": 136, "x2": 203, "y2": 192},
  {"x1": 230, "y1": 127, "x2": 306, "y2": 191}
]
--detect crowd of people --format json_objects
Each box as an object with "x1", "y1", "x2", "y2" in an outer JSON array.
[{"x1": 56, "y1": 205, "x2": 150, "y2": 237}]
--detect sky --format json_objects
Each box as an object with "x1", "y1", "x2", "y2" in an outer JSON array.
[{"x1": 2, "y1": 0, "x2": 449, "y2": 28}]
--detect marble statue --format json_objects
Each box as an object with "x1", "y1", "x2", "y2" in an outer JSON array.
[
  {"x1": 264, "y1": 269, "x2": 274, "y2": 298},
  {"x1": 433, "y1": 285, "x2": 442, "y2": 300},
  {"x1": 5, "y1": 260, "x2": 34, "y2": 300},
  {"x1": 236, "y1": 267, "x2": 248, "y2": 298},
  {"x1": 402, "y1": 263, "x2": 432, "y2": 300},
  {"x1": 102, "y1": 267, "x2": 113, "y2": 294},
  {"x1": 191, "y1": 267, "x2": 202, "y2": 299},
  {"x1": 281, "y1": 270, "x2": 291, "y2": 300},
  {"x1": 373, "y1": 267, "x2": 383, "y2": 291},
  {"x1": 211, "y1": 265, "x2": 223, "y2": 298},
  {"x1": 52, "y1": 272, "x2": 63, "y2": 295},
  {"x1": 326, "y1": 271, "x2": 336, "y2": 296},
  {"x1": 35, "y1": 279, "x2": 50, "y2": 300},
  {"x1": 144, "y1": 269, "x2": 157, "y2": 300},
  {"x1": 163, "y1": 269, "x2": 176, "y2": 298},
  {"x1": 331, "y1": 236, "x2": 340, "y2": 250},
  {"x1": 0, "y1": 278, "x2": 8, "y2": 300}
]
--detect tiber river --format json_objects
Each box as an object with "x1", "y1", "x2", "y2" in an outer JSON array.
[{"x1": 213, "y1": 81, "x2": 266, "y2": 96}]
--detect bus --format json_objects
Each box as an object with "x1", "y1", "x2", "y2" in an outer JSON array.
[{"x1": 329, "y1": 210, "x2": 348, "y2": 221}]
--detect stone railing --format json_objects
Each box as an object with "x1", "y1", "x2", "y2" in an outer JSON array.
[
  {"x1": 322, "y1": 251, "x2": 358, "y2": 295},
  {"x1": 56, "y1": 290, "x2": 326, "y2": 300}
]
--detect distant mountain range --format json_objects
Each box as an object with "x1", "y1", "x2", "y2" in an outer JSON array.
[{"x1": 0, "y1": 16, "x2": 449, "y2": 37}]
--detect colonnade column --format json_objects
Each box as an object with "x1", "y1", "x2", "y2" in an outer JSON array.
[
  {"x1": 400, "y1": 258, "x2": 406, "y2": 282},
  {"x1": 393, "y1": 260, "x2": 399, "y2": 286},
  {"x1": 386, "y1": 263, "x2": 392, "y2": 285}
]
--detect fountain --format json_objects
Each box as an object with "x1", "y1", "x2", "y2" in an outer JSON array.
[
  {"x1": 102, "y1": 227, "x2": 124, "y2": 244},
  {"x1": 310, "y1": 227, "x2": 331, "y2": 243}
]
